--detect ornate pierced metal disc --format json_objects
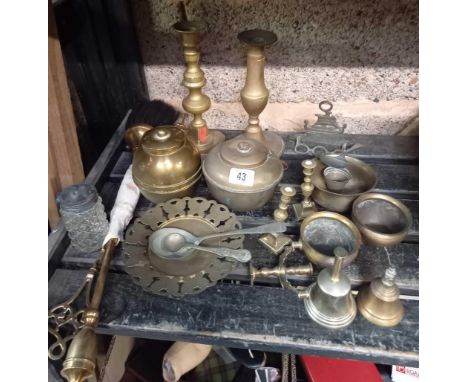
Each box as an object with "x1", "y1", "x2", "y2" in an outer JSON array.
[{"x1": 123, "y1": 197, "x2": 244, "y2": 297}]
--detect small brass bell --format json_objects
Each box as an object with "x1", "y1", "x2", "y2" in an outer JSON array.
[
  {"x1": 357, "y1": 267, "x2": 404, "y2": 327},
  {"x1": 302, "y1": 247, "x2": 356, "y2": 329}
]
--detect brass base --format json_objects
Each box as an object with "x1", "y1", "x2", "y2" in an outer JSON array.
[
  {"x1": 187, "y1": 128, "x2": 225, "y2": 156},
  {"x1": 304, "y1": 284, "x2": 357, "y2": 329},
  {"x1": 292, "y1": 203, "x2": 317, "y2": 221},
  {"x1": 239, "y1": 131, "x2": 285, "y2": 158},
  {"x1": 258, "y1": 233, "x2": 292, "y2": 255}
]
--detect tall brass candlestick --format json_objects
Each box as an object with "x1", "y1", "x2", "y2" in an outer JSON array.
[
  {"x1": 173, "y1": 16, "x2": 224, "y2": 155},
  {"x1": 238, "y1": 29, "x2": 285, "y2": 157}
]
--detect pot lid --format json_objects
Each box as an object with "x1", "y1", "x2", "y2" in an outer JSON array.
[
  {"x1": 202, "y1": 137, "x2": 283, "y2": 192},
  {"x1": 220, "y1": 138, "x2": 268, "y2": 167},
  {"x1": 141, "y1": 125, "x2": 185, "y2": 155}
]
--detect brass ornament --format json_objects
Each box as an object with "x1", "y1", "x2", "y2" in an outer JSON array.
[
  {"x1": 301, "y1": 248, "x2": 357, "y2": 329},
  {"x1": 259, "y1": 185, "x2": 296, "y2": 255},
  {"x1": 237, "y1": 29, "x2": 285, "y2": 157},
  {"x1": 202, "y1": 138, "x2": 283, "y2": 211},
  {"x1": 173, "y1": 4, "x2": 224, "y2": 155},
  {"x1": 304, "y1": 100, "x2": 347, "y2": 134},
  {"x1": 293, "y1": 159, "x2": 318, "y2": 220},
  {"x1": 351, "y1": 193, "x2": 412, "y2": 246},
  {"x1": 357, "y1": 267, "x2": 404, "y2": 327},
  {"x1": 125, "y1": 124, "x2": 201, "y2": 203},
  {"x1": 311, "y1": 156, "x2": 377, "y2": 213},
  {"x1": 123, "y1": 197, "x2": 245, "y2": 297}
]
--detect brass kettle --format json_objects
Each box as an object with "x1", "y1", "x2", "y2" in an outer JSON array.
[{"x1": 125, "y1": 124, "x2": 202, "y2": 203}]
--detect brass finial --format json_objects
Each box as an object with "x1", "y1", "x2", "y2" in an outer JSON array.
[{"x1": 293, "y1": 159, "x2": 317, "y2": 220}]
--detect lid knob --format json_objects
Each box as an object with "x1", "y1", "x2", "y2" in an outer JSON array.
[
  {"x1": 237, "y1": 141, "x2": 253, "y2": 154},
  {"x1": 155, "y1": 129, "x2": 171, "y2": 141}
]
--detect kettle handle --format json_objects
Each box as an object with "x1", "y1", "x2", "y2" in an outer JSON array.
[{"x1": 125, "y1": 124, "x2": 152, "y2": 151}]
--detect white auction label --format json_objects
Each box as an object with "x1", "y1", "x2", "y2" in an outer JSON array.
[{"x1": 228, "y1": 168, "x2": 255, "y2": 186}]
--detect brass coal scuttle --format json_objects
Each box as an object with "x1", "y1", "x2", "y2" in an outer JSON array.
[
  {"x1": 202, "y1": 137, "x2": 283, "y2": 211},
  {"x1": 125, "y1": 124, "x2": 202, "y2": 203}
]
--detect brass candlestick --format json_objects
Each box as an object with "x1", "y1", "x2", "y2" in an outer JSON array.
[
  {"x1": 258, "y1": 185, "x2": 295, "y2": 255},
  {"x1": 173, "y1": 5, "x2": 224, "y2": 155},
  {"x1": 238, "y1": 29, "x2": 285, "y2": 157},
  {"x1": 293, "y1": 159, "x2": 318, "y2": 220}
]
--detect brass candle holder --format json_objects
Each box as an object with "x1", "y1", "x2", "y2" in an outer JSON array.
[
  {"x1": 258, "y1": 185, "x2": 295, "y2": 255},
  {"x1": 238, "y1": 29, "x2": 285, "y2": 157},
  {"x1": 173, "y1": 6, "x2": 224, "y2": 155},
  {"x1": 293, "y1": 159, "x2": 318, "y2": 220}
]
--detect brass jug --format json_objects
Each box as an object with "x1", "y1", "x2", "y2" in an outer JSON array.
[
  {"x1": 125, "y1": 124, "x2": 201, "y2": 203},
  {"x1": 302, "y1": 248, "x2": 357, "y2": 329}
]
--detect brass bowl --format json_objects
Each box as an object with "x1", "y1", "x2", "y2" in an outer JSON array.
[
  {"x1": 311, "y1": 156, "x2": 377, "y2": 212},
  {"x1": 300, "y1": 211, "x2": 362, "y2": 268},
  {"x1": 351, "y1": 193, "x2": 412, "y2": 246}
]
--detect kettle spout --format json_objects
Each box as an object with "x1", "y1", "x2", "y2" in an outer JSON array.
[{"x1": 125, "y1": 124, "x2": 152, "y2": 151}]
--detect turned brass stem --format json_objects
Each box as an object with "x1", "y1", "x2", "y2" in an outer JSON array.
[
  {"x1": 250, "y1": 263, "x2": 313, "y2": 285},
  {"x1": 179, "y1": 32, "x2": 210, "y2": 145},
  {"x1": 238, "y1": 29, "x2": 284, "y2": 157},
  {"x1": 241, "y1": 45, "x2": 268, "y2": 143},
  {"x1": 300, "y1": 159, "x2": 316, "y2": 209}
]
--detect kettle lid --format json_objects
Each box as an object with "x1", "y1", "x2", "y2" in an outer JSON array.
[{"x1": 141, "y1": 125, "x2": 186, "y2": 155}]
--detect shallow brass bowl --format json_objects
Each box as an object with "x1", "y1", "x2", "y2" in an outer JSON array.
[
  {"x1": 300, "y1": 211, "x2": 362, "y2": 268},
  {"x1": 311, "y1": 156, "x2": 377, "y2": 212},
  {"x1": 351, "y1": 193, "x2": 412, "y2": 246}
]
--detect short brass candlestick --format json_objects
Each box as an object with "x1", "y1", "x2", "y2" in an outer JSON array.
[
  {"x1": 173, "y1": 8, "x2": 224, "y2": 155},
  {"x1": 293, "y1": 159, "x2": 318, "y2": 220},
  {"x1": 259, "y1": 185, "x2": 295, "y2": 255},
  {"x1": 238, "y1": 29, "x2": 285, "y2": 157}
]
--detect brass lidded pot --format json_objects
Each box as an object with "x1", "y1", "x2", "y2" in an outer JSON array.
[
  {"x1": 125, "y1": 124, "x2": 201, "y2": 203},
  {"x1": 202, "y1": 137, "x2": 283, "y2": 211}
]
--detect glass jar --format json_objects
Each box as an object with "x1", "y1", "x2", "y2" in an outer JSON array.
[{"x1": 56, "y1": 183, "x2": 109, "y2": 252}]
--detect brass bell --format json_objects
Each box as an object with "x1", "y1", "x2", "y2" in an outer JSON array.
[
  {"x1": 302, "y1": 247, "x2": 356, "y2": 329},
  {"x1": 357, "y1": 267, "x2": 404, "y2": 327}
]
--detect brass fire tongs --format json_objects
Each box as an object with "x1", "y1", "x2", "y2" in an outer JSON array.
[{"x1": 48, "y1": 259, "x2": 99, "y2": 360}]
